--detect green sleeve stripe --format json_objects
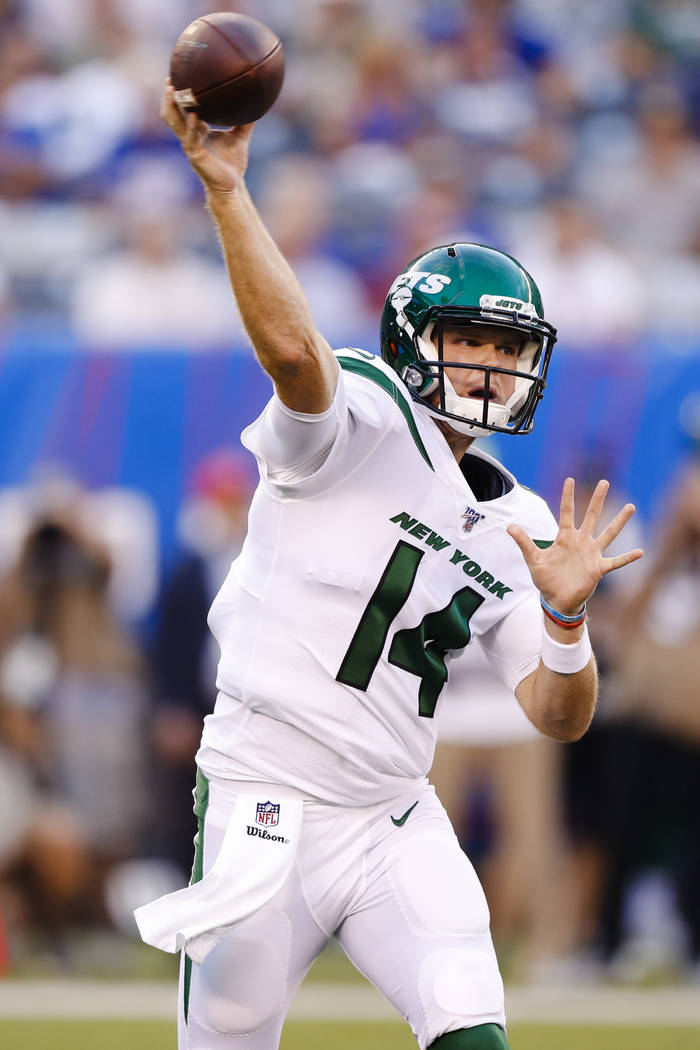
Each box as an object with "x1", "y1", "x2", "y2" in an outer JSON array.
[
  {"x1": 338, "y1": 356, "x2": 434, "y2": 471},
  {"x1": 534, "y1": 539, "x2": 553, "y2": 549},
  {"x1": 183, "y1": 768, "x2": 209, "y2": 1025}
]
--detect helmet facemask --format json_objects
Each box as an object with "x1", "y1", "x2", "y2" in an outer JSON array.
[{"x1": 400, "y1": 307, "x2": 554, "y2": 438}]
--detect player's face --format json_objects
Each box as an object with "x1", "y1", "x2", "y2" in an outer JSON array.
[{"x1": 431, "y1": 323, "x2": 523, "y2": 404}]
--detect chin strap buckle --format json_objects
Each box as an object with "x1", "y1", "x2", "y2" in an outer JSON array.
[{"x1": 402, "y1": 366, "x2": 424, "y2": 390}]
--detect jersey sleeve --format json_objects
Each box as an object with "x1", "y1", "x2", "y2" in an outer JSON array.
[
  {"x1": 242, "y1": 389, "x2": 341, "y2": 483},
  {"x1": 516, "y1": 488, "x2": 559, "y2": 549},
  {"x1": 476, "y1": 592, "x2": 545, "y2": 693},
  {"x1": 241, "y1": 350, "x2": 411, "y2": 498},
  {"x1": 472, "y1": 488, "x2": 558, "y2": 692}
]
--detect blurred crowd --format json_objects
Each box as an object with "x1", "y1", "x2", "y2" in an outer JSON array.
[
  {"x1": 0, "y1": 0, "x2": 698, "y2": 351},
  {"x1": 0, "y1": 0, "x2": 699, "y2": 986}
]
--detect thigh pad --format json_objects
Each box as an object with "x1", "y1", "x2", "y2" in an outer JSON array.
[
  {"x1": 392, "y1": 831, "x2": 491, "y2": 937},
  {"x1": 197, "y1": 908, "x2": 291, "y2": 1037}
]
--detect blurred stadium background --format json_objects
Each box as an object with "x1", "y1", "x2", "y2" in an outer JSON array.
[{"x1": 0, "y1": 0, "x2": 700, "y2": 1044}]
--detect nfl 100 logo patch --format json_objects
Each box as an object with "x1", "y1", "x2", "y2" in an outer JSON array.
[
  {"x1": 462, "y1": 506, "x2": 485, "y2": 532},
  {"x1": 256, "y1": 801, "x2": 280, "y2": 827}
]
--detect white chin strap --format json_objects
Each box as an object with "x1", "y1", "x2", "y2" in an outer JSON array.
[{"x1": 416, "y1": 325, "x2": 538, "y2": 437}]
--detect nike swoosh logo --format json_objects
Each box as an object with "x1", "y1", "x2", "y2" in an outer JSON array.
[{"x1": 391, "y1": 801, "x2": 419, "y2": 827}]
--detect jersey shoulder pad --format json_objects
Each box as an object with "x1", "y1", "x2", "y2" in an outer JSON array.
[
  {"x1": 335, "y1": 347, "x2": 409, "y2": 392},
  {"x1": 513, "y1": 484, "x2": 558, "y2": 546},
  {"x1": 335, "y1": 348, "x2": 434, "y2": 471}
]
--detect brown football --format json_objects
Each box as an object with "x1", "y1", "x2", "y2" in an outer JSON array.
[{"x1": 170, "y1": 12, "x2": 284, "y2": 127}]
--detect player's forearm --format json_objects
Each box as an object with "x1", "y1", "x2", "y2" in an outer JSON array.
[
  {"x1": 528, "y1": 655, "x2": 597, "y2": 742},
  {"x1": 206, "y1": 185, "x2": 337, "y2": 411},
  {"x1": 517, "y1": 622, "x2": 598, "y2": 742}
]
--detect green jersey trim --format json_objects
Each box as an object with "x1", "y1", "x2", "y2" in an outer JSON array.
[{"x1": 338, "y1": 355, "x2": 434, "y2": 471}]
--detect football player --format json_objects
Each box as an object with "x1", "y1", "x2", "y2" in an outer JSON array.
[{"x1": 136, "y1": 86, "x2": 643, "y2": 1050}]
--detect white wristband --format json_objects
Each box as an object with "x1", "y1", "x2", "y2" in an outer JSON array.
[{"x1": 541, "y1": 623, "x2": 592, "y2": 674}]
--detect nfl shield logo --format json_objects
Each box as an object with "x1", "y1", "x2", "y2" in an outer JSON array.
[
  {"x1": 462, "y1": 506, "x2": 485, "y2": 533},
  {"x1": 256, "y1": 801, "x2": 280, "y2": 827}
]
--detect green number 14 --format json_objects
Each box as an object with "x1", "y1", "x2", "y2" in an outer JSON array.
[{"x1": 336, "y1": 540, "x2": 484, "y2": 717}]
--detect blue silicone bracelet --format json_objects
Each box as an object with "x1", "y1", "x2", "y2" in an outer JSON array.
[{"x1": 540, "y1": 594, "x2": 587, "y2": 625}]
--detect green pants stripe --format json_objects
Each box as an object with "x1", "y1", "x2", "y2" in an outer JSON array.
[{"x1": 183, "y1": 767, "x2": 209, "y2": 1025}]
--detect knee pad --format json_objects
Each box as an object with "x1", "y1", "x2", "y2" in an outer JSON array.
[
  {"x1": 197, "y1": 909, "x2": 291, "y2": 1036},
  {"x1": 418, "y1": 945, "x2": 505, "y2": 1045}
]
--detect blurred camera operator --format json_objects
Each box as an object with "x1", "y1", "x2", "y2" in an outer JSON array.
[{"x1": 0, "y1": 510, "x2": 149, "y2": 956}]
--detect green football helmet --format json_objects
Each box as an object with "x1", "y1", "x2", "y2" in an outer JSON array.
[{"x1": 379, "y1": 243, "x2": 557, "y2": 437}]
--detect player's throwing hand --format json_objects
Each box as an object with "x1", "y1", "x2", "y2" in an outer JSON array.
[
  {"x1": 161, "y1": 79, "x2": 253, "y2": 196},
  {"x1": 507, "y1": 478, "x2": 643, "y2": 615}
]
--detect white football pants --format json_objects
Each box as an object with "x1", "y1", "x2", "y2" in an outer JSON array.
[{"x1": 179, "y1": 775, "x2": 505, "y2": 1050}]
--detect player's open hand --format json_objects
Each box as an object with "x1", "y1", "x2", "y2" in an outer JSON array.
[
  {"x1": 161, "y1": 80, "x2": 253, "y2": 196},
  {"x1": 507, "y1": 478, "x2": 643, "y2": 615}
]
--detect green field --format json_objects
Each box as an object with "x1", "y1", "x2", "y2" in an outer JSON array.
[{"x1": 2, "y1": 1020, "x2": 700, "y2": 1050}]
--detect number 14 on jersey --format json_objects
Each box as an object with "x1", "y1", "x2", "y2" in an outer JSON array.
[{"x1": 336, "y1": 540, "x2": 484, "y2": 717}]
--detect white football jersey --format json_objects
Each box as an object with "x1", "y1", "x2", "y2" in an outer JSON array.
[{"x1": 197, "y1": 350, "x2": 557, "y2": 805}]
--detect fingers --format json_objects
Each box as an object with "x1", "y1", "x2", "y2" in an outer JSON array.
[
  {"x1": 507, "y1": 524, "x2": 537, "y2": 561},
  {"x1": 596, "y1": 502, "x2": 637, "y2": 551},
  {"x1": 162, "y1": 79, "x2": 212, "y2": 145},
  {"x1": 601, "y1": 548, "x2": 644, "y2": 573},
  {"x1": 580, "y1": 479, "x2": 609, "y2": 535},
  {"x1": 559, "y1": 477, "x2": 575, "y2": 530},
  {"x1": 235, "y1": 123, "x2": 256, "y2": 139},
  {"x1": 161, "y1": 80, "x2": 187, "y2": 137},
  {"x1": 184, "y1": 110, "x2": 205, "y2": 152}
]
